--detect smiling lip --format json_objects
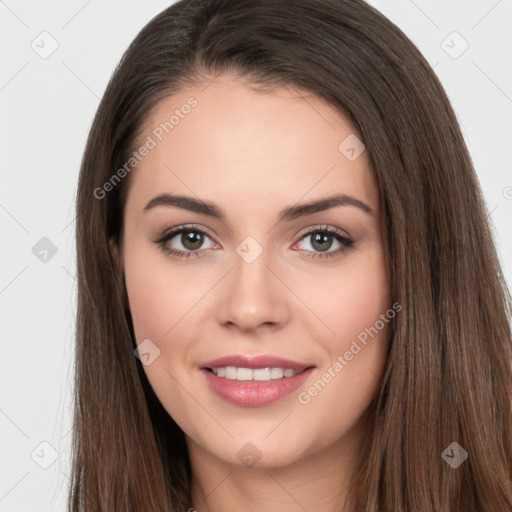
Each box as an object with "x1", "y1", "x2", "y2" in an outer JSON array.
[
  {"x1": 200, "y1": 354, "x2": 313, "y2": 372},
  {"x1": 199, "y1": 354, "x2": 316, "y2": 407}
]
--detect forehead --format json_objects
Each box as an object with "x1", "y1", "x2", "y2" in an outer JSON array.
[{"x1": 126, "y1": 75, "x2": 378, "y2": 217}]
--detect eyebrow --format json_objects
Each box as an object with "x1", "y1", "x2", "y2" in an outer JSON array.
[{"x1": 143, "y1": 193, "x2": 374, "y2": 221}]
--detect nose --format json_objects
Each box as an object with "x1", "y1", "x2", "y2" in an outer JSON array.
[{"x1": 215, "y1": 249, "x2": 290, "y2": 333}]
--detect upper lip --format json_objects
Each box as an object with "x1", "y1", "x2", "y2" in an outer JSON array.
[{"x1": 200, "y1": 355, "x2": 315, "y2": 372}]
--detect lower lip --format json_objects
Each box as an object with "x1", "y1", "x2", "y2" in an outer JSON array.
[{"x1": 201, "y1": 367, "x2": 315, "y2": 407}]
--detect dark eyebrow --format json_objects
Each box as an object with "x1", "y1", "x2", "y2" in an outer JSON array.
[{"x1": 143, "y1": 193, "x2": 374, "y2": 221}]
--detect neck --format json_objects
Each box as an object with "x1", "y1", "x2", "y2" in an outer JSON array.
[{"x1": 187, "y1": 422, "x2": 365, "y2": 512}]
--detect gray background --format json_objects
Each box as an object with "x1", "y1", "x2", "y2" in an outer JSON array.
[{"x1": 1, "y1": 1, "x2": 511, "y2": 510}]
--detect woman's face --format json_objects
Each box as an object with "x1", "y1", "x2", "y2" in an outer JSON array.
[{"x1": 118, "y1": 74, "x2": 391, "y2": 470}]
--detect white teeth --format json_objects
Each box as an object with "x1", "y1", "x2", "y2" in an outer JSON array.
[
  {"x1": 236, "y1": 367, "x2": 253, "y2": 381},
  {"x1": 224, "y1": 366, "x2": 237, "y2": 379},
  {"x1": 270, "y1": 368, "x2": 284, "y2": 379},
  {"x1": 254, "y1": 368, "x2": 273, "y2": 381},
  {"x1": 210, "y1": 366, "x2": 300, "y2": 381}
]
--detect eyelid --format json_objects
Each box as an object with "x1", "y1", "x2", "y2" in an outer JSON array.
[
  {"x1": 295, "y1": 223, "x2": 352, "y2": 241},
  {"x1": 291, "y1": 224, "x2": 354, "y2": 260},
  {"x1": 154, "y1": 223, "x2": 352, "y2": 245},
  {"x1": 153, "y1": 223, "x2": 217, "y2": 245},
  {"x1": 153, "y1": 223, "x2": 354, "y2": 260}
]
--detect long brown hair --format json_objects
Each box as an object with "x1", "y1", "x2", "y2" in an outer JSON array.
[{"x1": 70, "y1": 0, "x2": 512, "y2": 510}]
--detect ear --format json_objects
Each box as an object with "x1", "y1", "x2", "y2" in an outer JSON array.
[
  {"x1": 109, "y1": 237, "x2": 123, "y2": 270},
  {"x1": 109, "y1": 237, "x2": 129, "y2": 307}
]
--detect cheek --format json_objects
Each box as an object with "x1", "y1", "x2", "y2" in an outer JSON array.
[
  {"x1": 124, "y1": 257, "x2": 167, "y2": 343},
  {"x1": 303, "y1": 244, "x2": 391, "y2": 351},
  {"x1": 295, "y1": 249, "x2": 391, "y2": 432},
  {"x1": 122, "y1": 235, "x2": 215, "y2": 418},
  {"x1": 122, "y1": 239, "x2": 202, "y2": 421},
  {"x1": 335, "y1": 260, "x2": 390, "y2": 343},
  {"x1": 338, "y1": 253, "x2": 390, "y2": 377},
  {"x1": 123, "y1": 237, "x2": 199, "y2": 343}
]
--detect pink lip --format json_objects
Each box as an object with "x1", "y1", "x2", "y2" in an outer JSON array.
[
  {"x1": 200, "y1": 354, "x2": 314, "y2": 372},
  {"x1": 199, "y1": 354, "x2": 316, "y2": 407}
]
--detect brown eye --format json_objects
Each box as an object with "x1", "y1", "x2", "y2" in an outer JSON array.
[
  {"x1": 310, "y1": 232, "x2": 335, "y2": 252},
  {"x1": 294, "y1": 226, "x2": 354, "y2": 260},
  {"x1": 180, "y1": 230, "x2": 205, "y2": 251},
  {"x1": 153, "y1": 225, "x2": 217, "y2": 259}
]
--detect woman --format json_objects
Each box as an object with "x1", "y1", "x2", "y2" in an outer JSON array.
[{"x1": 70, "y1": 0, "x2": 512, "y2": 510}]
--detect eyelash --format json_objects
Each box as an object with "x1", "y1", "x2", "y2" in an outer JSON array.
[{"x1": 153, "y1": 224, "x2": 354, "y2": 261}]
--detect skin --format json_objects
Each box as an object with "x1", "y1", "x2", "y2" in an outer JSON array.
[{"x1": 115, "y1": 73, "x2": 391, "y2": 512}]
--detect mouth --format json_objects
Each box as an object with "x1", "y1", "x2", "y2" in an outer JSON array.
[
  {"x1": 199, "y1": 354, "x2": 316, "y2": 406},
  {"x1": 203, "y1": 366, "x2": 313, "y2": 381},
  {"x1": 200, "y1": 354, "x2": 314, "y2": 373}
]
